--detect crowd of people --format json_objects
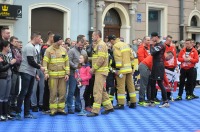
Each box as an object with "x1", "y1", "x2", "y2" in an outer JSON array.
[{"x1": 0, "y1": 26, "x2": 199, "y2": 121}]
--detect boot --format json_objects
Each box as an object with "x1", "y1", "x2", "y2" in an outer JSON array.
[
  {"x1": 3, "y1": 102, "x2": 14, "y2": 120},
  {"x1": 0, "y1": 102, "x2": 6, "y2": 121},
  {"x1": 129, "y1": 103, "x2": 137, "y2": 109},
  {"x1": 114, "y1": 104, "x2": 124, "y2": 110}
]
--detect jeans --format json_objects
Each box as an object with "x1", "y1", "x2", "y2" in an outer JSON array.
[
  {"x1": 31, "y1": 69, "x2": 44, "y2": 106},
  {"x1": 0, "y1": 75, "x2": 12, "y2": 102},
  {"x1": 10, "y1": 72, "x2": 20, "y2": 106},
  {"x1": 16, "y1": 72, "x2": 35, "y2": 115},
  {"x1": 67, "y1": 75, "x2": 81, "y2": 111},
  {"x1": 139, "y1": 63, "x2": 151, "y2": 102},
  {"x1": 79, "y1": 85, "x2": 86, "y2": 110}
]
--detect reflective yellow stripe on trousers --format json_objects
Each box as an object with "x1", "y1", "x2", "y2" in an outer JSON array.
[
  {"x1": 102, "y1": 100, "x2": 111, "y2": 106},
  {"x1": 117, "y1": 94, "x2": 125, "y2": 99},
  {"x1": 93, "y1": 103, "x2": 101, "y2": 108},
  {"x1": 129, "y1": 92, "x2": 136, "y2": 98},
  {"x1": 49, "y1": 71, "x2": 66, "y2": 76},
  {"x1": 58, "y1": 102, "x2": 65, "y2": 108}
]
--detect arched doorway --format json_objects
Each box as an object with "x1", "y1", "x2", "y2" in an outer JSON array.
[
  {"x1": 187, "y1": 10, "x2": 200, "y2": 41},
  {"x1": 102, "y1": 3, "x2": 130, "y2": 43},
  {"x1": 32, "y1": 7, "x2": 64, "y2": 41},
  {"x1": 104, "y1": 8, "x2": 121, "y2": 38}
]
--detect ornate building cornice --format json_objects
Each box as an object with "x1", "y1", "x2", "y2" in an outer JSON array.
[{"x1": 103, "y1": 0, "x2": 140, "y2": 4}]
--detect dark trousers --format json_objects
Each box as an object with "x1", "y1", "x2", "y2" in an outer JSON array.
[
  {"x1": 151, "y1": 79, "x2": 167, "y2": 102},
  {"x1": 16, "y1": 72, "x2": 35, "y2": 115},
  {"x1": 192, "y1": 68, "x2": 197, "y2": 93},
  {"x1": 10, "y1": 72, "x2": 20, "y2": 107},
  {"x1": 84, "y1": 75, "x2": 94, "y2": 107},
  {"x1": 43, "y1": 80, "x2": 50, "y2": 111},
  {"x1": 178, "y1": 68, "x2": 194, "y2": 96}
]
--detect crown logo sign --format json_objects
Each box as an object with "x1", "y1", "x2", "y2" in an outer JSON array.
[{"x1": 2, "y1": 5, "x2": 8, "y2": 12}]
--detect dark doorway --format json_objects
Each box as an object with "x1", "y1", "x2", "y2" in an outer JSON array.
[
  {"x1": 31, "y1": 7, "x2": 64, "y2": 42},
  {"x1": 104, "y1": 8, "x2": 121, "y2": 38}
]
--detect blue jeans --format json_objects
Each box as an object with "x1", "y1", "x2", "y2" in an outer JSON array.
[
  {"x1": 16, "y1": 72, "x2": 35, "y2": 115},
  {"x1": 31, "y1": 69, "x2": 44, "y2": 106},
  {"x1": 67, "y1": 75, "x2": 81, "y2": 111}
]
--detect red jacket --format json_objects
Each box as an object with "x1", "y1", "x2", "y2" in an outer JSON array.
[
  {"x1": 141, "y1": 56, "x2": 169, "y2": 85},
  {"x1": 178, "y1": 47, "x2": 199, "y2": 70},
  {"x1": 137, "y1": 43, "x2": 150, "y2": 64},
  {"x1": 75, "y1": 65, "x2": 92, "y2": 86},
  {"x1": 164, "y1": 44, "x2": 177, "y2": 68}
]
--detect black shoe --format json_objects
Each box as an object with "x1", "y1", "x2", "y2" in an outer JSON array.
[
  {"x1": 154, "y1": 98, "x2": 161, "y2": 102},
  {"x1": 114, "y1": 104, "x2": 124, "y2": 110},
  {"x1": 32, "y1": 106, "x2": 38, "y2": 112},
  {"x1": 24, "y1": 113, "x2": 37, "y2": 119},
  {"x1": 87, "y1": 112, "x2": 98, "y2": 117},
  {"x1": 57, "y1": 110, "x2": 68, "y2": 115},
  {"x1": 68, "y1": 110, "x2": 75, "y2": 114},
  {"x1": 186, "y1": 95, "x2": 193, "y2": 100},
  {"x1": 101, "y1": 108, "x2": 114, "y2": 115},
  {"x1": 175, "y1": 96, "x2": 182, "y2": 101},
  {"x1": 191, "y1": 94, "x2": 199, "y2": 99},
  {"x1": 75, "y1": 108, "x2": 81, "y2": 112},
  {"x1": 129, "y1": 103, "x2": 137, "y2": 109},
  {"x1": 38, "y1": 105, "x2": 43, "y2": 111}
]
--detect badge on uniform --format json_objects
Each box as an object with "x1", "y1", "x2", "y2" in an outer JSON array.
[
  {"x1": 98, "y1": 46, "x2": 102, "y2": 50},
  {"x1": 51, "y1": 54, "x2": 56, "y2": 59}
]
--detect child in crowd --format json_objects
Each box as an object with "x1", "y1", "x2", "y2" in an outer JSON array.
[{"x1": 75, "y1": 54, "x2": 91, "y2": 116}]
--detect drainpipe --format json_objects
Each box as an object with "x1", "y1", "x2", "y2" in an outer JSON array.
[
  {"x1": 89, "y1": 0, "x2": 94, "y2": 44},
  {"x1": 180, "y1": 0, "x2": 184, "y2": 41}
]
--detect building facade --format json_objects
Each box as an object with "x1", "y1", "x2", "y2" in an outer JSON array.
[
  {"x1": 0, "y1": 0, "x2": 200, "y2": 43},
  {"x1": 0, "y1": 0, "x2": 90, "y2": 42},
  {"x1": 95, "y1": 0, "x2": 200, "y2": 43}
]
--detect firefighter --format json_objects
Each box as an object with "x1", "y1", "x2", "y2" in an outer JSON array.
[
  {"x1": 106, "y1": 43, "x2": 116, "y2": 104},
  {"x1": 43, "y1": 34, "x2": 70, "y2": 116},
  {"x1": 87, "y1": 30, "x2": 114, "y2": 117},
  {"x1": 109, "y1": 35, "x2": 137, "y2": 109}
]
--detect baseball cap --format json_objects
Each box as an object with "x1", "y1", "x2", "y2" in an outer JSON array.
[
  {"x1": 108, "y1": 35, "x2": 116, "y2": 41},
  {"x1": 151, "y1": 32, "x2": 161, "y2": 37},
  {"x1": 54, "y1": 34, "x2": 62, "y2": 43}
]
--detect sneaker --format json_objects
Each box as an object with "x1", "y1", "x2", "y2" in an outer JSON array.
[
  {"x1": 77, "y1": 110, "x2": 87, "y2": 116},
  {"x1": 24, "y1": 113, "x2": 37, "y2": 119},
  {"x1": 129, "y1": 103, "x2": 137, "y2": 109},
  {"x1": 32, "y1": 106, "x2": 38, "y2": 112},
  {"x1": 101, "y1": 108, "x2": 114, "y2": 115},
  {"x1": 15, "y1": 113, "x2": 22, "y2": 120},
  {"x1": 42, "y1": 110, "x2": 50, "y2": 114},
  {"x1": 175, "y1": 96, "x2": 182, "y2": 101},
  {"x1": 75, "y1": 108, "x2": 81, "y2": 112},
  {"x1": 86, "y1": 112, "x2": 98, "y2": 117},
  {"x1": 68, "y1": 110, "x2": 75, "y2": 114},
  {"x1": 85, "y1": 107, "x2": 92, "y2": 112},
  {"x1": 6, "y1": 114, "x2": 14, "y2": 120},
  {"x1": 186, "y1": 95, "x2": 193, "y2": 100},
  {"x1": 0, "y1": 115, "x2": 6, "y2": 121},
  {"x1": 39, "y1": 105, "x2": 43, "y2": 111},
  {"x1": 138, "y1": 101, "x2": 148, "y2": 107},
  {"x1": 114, "y1": 104, "x2": 124, "y2": 110},
  {"x1": 191, "y1": 94, "x2": 199, "y2": 99},
  {"x1": 159, "y1": 102, "x2": 170, "y2": 108},
  {"x1": 154, "y1": 98, "x2": 161, "y2": 104}
]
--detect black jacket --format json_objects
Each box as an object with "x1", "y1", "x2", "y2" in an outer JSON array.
[{"x1": 0, "y1": 53, "x2": 11, "y2": 79}]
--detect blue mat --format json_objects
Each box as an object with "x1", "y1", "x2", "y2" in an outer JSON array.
[{"x1": 0, "y1": 89, "x2": 200, "y2": 132}]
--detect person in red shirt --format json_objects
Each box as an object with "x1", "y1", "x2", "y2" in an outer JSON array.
[
  {"x1": 164, "y1": 35, "x2": 177, "y2": 100},
  {"x1": 175, "y1": 38, "x2": 199, "y2": 101},
  {"x1": 137, "y1": 36, "x2": 150, "y2": 63}
]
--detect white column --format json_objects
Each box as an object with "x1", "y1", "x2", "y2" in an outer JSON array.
[
  {"x1": 96, "y1": 0, "x2": 105, "y2": 31},
  {"x1": 129, "y1": 2, "x2": 138, "y2": 42}
]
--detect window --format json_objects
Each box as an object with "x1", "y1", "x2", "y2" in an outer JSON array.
[
  {"x1": 148, "y1": 9, "x2": 161, "y2": 35},
  {"x1": 191, "y1": 16, "x2": 198, "y2": 26}
]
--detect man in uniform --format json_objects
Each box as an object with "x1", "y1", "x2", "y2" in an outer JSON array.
[
  {"x1": 109, "y1": 35, "x2": 137, "y2": 109},
  {"x1": 87, "y1": 30, "x2": 114, "y2": 117},
  {"x1": 43, "y1": 35, "x2": 70, "y2": 116}
]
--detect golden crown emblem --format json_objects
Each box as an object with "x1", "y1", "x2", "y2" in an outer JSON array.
[{"x1": 2, "y1": 5, "x2": 8, "y2": 12}]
